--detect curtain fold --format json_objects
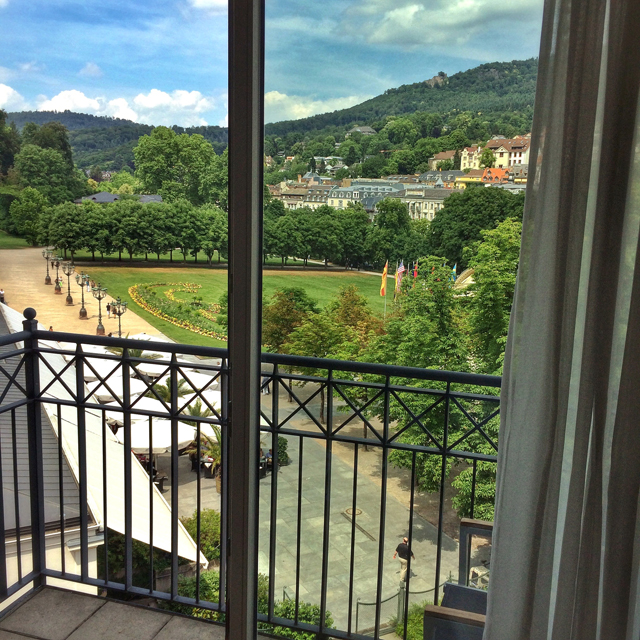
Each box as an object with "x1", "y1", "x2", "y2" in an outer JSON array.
[{"x1": 485, "y1": 1, "x2": 640, "y2": 639}]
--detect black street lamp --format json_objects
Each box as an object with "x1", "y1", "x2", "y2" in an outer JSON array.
[
  {"x1": 111, "y1": 297, "x2": 128, "y2": 337},
  {"x1": 62, "y1": 261, "x2": 75, "y2": 306},
  {"x1": 52, "y1": 256, "x2": 62, "y2": 294},
  {"x1": 75, "y1": 272, "x2": 89, "y2": 319},
  {"x1": 42, "y1": 248, "x2": 53, "y2": 285},
  {"x1": 92, "y1": 283, "x2": 108, "y2": 336}
]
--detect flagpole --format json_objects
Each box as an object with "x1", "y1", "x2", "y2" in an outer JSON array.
[{"x1": 384, "y1": 287, "x2": 387, "y2": 320}]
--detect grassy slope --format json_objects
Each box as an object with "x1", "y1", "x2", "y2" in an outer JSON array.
[
  {"x1": 0, "y1": 231, "x2": 30, "y2": 249},
  {"x1": 82, "y1": 267, "x2": 386, "y2": 347}
]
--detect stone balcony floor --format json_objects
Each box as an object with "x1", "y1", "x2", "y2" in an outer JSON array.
[{"x1": 0, "y1": 587, "x2": 272, "y2": 640}]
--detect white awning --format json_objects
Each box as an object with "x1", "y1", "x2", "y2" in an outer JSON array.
[
  {"x1": 0, "y1": 306, "x2": 205, "y2": 565},
  {"x1": 114, "y1": 420, "x2": 197, "y2": 454}
]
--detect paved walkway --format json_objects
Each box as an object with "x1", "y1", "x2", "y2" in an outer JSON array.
[{"x1": 0, "y1": 248, "x2": 162, "y2": 336}]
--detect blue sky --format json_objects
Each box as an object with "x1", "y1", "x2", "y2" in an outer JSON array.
[{"x1": 0, "y1": 0, "x2": 544, "y2": 126}]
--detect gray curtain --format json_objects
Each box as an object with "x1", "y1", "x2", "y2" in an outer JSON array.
[{"x1": 485, "y1": 0, "x2": 640, "y2": 638}]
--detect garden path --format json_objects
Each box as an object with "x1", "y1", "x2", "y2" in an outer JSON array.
[{"x1": 0, "y1": 248, "x2": 163, "y2": 336}]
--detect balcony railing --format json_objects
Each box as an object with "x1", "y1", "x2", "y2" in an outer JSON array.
[{"x1": 0, "y1": 309, "x2": 500, "y2": 639}]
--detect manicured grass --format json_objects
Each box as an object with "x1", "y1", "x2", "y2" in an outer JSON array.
[
  {"x1": 81, "y1": 267, "x2": 386, "y2": 346},
  {"x1": 0, "y1": 231, "x2": 30, "y2": 250}
]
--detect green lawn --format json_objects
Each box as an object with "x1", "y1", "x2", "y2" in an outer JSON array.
[
  {"x1": 81, "y1": 267, "x2": 386, "y2": 346},
  {"x1": 0, "y1": 231, "x2": 30, "y2": 250}
]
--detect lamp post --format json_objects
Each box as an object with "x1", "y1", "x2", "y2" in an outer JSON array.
[
  {"x1": 52, "y1": 256, "x2": 62, "y2": 294},
  {"x1": 92, "y1": 283, "x2": 107, "y2": 335},
  {"x1": 75, "y1": 272, "x2": 89, "y2": 319},
  {"x1": 62, "y1": 261, "x2": 75, "y2": 305},
  {"x1": 42, "y1": 248, "x2": 53, "y2": 285},
  {"x1": 111, "y1": 297, "x2": 128, "y2": 337}
]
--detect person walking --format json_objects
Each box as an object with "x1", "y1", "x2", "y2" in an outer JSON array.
[
  {"x1": 106, "y1": 302, "x2": 111, "y2": 319},
  {"x1": 0, "y1": 289, "x2": 5, "y2": 304},
  {"x1": 393, "y1": 537, "x2": 415, "y2": 582}
]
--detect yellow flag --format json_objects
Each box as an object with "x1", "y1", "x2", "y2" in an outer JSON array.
[{"x1": 380, "y1": 261, "x2": 388, "y2": 296}]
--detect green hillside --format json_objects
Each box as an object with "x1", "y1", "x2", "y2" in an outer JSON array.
[
  {"x1": 264, "y1": 58, "x2": 538, "y2": 137},
  {"x1": 7, "y1": 112, "x2": 228, "y2": 170}
]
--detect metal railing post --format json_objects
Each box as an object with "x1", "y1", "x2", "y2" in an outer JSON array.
[{"x1": 22, "y1": 308, "x2": 45, "y2": 586}]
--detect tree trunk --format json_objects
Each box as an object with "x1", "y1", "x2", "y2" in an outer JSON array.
[
  {"x1": 157, "y1": 253, "x2": 161, "y2": 260},
  {"x1": 91, "y1": 251, "x2": 95, "y2": 261},
  {"x1": 63, "y1": 248, "x2": 68, "y2": 258},
  {"x1": 194, "y1": 253, "x2": 198, "y2": 263},
  {"x1": 145, "y1": 252, "x2": 148, "y2": 261},
  {"x1": 118, "y1": 251, "x2": 122, "y2": 261}
]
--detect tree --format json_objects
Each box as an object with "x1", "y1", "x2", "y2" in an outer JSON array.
[
  {"x1": 22, "y1": 121, "x2": 74, "y2": 168},
  {"x1": 14, "y1": 144, "x2": 84, "y2": 204},
  {"x1": 200, "y1": 205, "x2": 228, "y2": 264},
  {"x1": 308, "y1": 206, "x2": 341, "y2": 266},
  {"x1": 339, "y1": 203, "x2": 371, "y2": 268},
  {"x1": 467, "y1": 217, "x2": 522, "y2": 373},
  {"x1": 262, "y1": 287, "x2": 318, "y2": 352},
  {"x1": 436, "y1": 159, "x2": 454, "y2": 171},
  {"x1": 9, "y1": 187, "x2": 48, "y2": 245},
  {"x1": 425, "y1": 187, "x2": 524, "y2": 270},
  {"x1": 134, "y1": 127, "x2": 219, "y2": 206},
  {"x1": 480, "y1": 147, "x2": 495, "y2": 168},
  {"x1": 366, "y1": 198, "x2": 411, "y2": 267},
  {"x1": 0, "y1": 109, "x2": 20, "y2": 175},
  {"x1": 47, "y1": 202, "x2": 87, "y2": 258}
]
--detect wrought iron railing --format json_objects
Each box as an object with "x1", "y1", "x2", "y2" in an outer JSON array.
[{"x1": 0, "y1": 309, "x2": 500, "y2": 639}]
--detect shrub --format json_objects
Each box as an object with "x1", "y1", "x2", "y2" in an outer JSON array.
[
  {"x1": 180, "y1": 508, "x2": 221, "y2": 561},
  {"x1": 278, "y1": 435, "x2": 290, "y2": 465}
]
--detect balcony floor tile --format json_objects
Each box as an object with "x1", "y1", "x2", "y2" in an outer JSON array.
[{"x1": 0, "y1": 588, "x2": 271, "y2": 640}]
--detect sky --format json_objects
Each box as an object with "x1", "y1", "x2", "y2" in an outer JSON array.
[{"x1": 0, "y1": 0, "x2": 544, "y2": 127}]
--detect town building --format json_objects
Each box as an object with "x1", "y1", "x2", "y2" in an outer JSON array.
[
  {"x1": 418, "y1": 170, "x2": 465, "y2": 189},
  {"x1": 327, "y1": 181, "x2": 404, "y2": 210},
  {"x1": 345, "y1": 125, "x2": 376, "y2": 138},
  {"x1": 461, "y1": 146, "x2": 482, "y2": 170},
  {"x1": 484, "y1": 135, "x2": 532, "y2": 168},
  {"x1": 428, "y1": 150, "x2": 456, "y2": 170}
]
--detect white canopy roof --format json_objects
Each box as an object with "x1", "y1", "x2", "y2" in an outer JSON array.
[
  {"x1": 0, "y1": 306, "x2": 205, "y2": 564},
  {"x1": 87, "y1": 375, "x2": 149, "y2": 403}
]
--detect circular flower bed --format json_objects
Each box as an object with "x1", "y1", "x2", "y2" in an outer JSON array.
[{"x1": 129, "y1": 282, "x2": 228, "y2": 342}]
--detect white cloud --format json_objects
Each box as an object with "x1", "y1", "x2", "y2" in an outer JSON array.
[
  {"x1": 0, "y1": 84, "x2": 29, "y2": 111},
  {"x1": 79, "y1": 62, "x2": 103, "y2": 78},
  {"x1": 339, "y1": 0, "x2": 543, "y2": 53},
  {"x1": 264, "y1": 91, "x2": 372, "y2": 123},
  {"x1": 37, "y1": 89, "x2": 101, "y2": 113},
  {"x1": 33, "y1": 88, "x2": 219, "y2": 127},
  {"x1": 188, "y1": 0, "x2": 227, "y2": 11},
  {"x1": 17, "y1": 61, "x2": 44, "y2": 74}
]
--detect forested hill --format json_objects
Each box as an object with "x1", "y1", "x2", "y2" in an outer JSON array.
[
  {"x1": 7, "y1": 111, "x2": 229, "y2": 170},
  {"x1": 264, "y1": 58, "x2": 538, "y2": 137}
]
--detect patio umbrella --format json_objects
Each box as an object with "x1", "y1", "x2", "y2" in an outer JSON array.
[
  {"x1": 127, "y1": 332, "x2": 173, "y2": 342},
  {"x1": 180, "y1": 390, "x2": 222, "y2": 412},
  {"x1": 83, "y1": 357, "x2": 128, "y2": 382},
  {"x1": 87, "y1": 376, "x2": 149, "y2": 404},
  {"x1": 104, "y1": 396, "x2": 169, "y2": 426},
  {"x1": 114, "y1": 419, "x2": 197, "y2": 454},
  {"x1": 134, "y1": 358, "x2": 193, "y2": 378}
]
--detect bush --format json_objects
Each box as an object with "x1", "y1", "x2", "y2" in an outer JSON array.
[
  {"x1": 278, "y1": 435, "x2": 290, "y2": 465},
  {"x1": 394, "y1": 600, "x2": 432, "y2": 640},
  {"x1": 162, "y1": 570, "x2": 332, "y2": 639},
  {"x1": 180, "y1": 508, "x2": 221, "y2": 561}
]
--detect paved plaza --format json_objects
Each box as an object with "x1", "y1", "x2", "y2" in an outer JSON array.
[{"x1": 0, "y1": 248, "x2": 162, "y2": 336}]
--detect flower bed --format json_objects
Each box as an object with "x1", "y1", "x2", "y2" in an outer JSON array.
[{"x1": 129, "y1": 282, "x2": 228, "y2": 342}]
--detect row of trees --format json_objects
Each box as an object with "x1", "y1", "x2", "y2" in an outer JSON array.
[{"x1": 12, "y1": 195, "x2": 228, "y2": 262}]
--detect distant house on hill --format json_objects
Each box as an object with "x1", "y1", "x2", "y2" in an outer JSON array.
[
  {"x1": 428, "y1": 150, "x2": 456, "y2": 170},
  {"x1": 461, "y1": 146, "x2": 482, "y2": 170},
  {"x1": 484, "y1": 135, "x2": 531, "y2": 168},
  {"x1": 76, "y1": 193, "x2": 163, "y2": 205},
  {"x1": 345, "y1": 126, "x2": 376, "y2": 138}
]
